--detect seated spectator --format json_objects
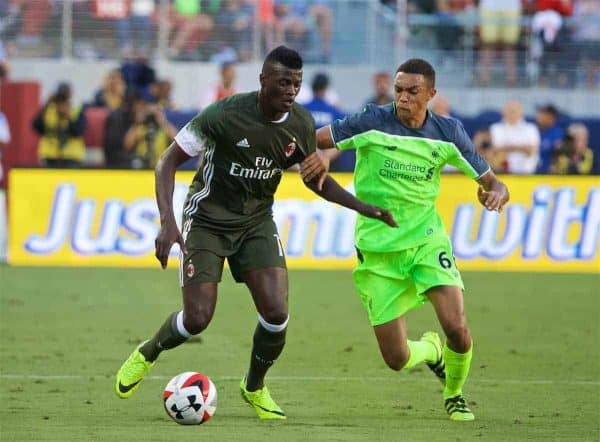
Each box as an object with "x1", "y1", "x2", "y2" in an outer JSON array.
[
  {"x1": 273, "y1": 0, "x2": 332, "y2": 62},
  {"x1": 199, "y1": 61, "x2": 237, "y2": 109},
  {"x1": 117, "y1": 0, "x2": 156, "y2": 54},
  {"x1": 168, "y1": 0, "x2": 216, "y2": 60},
  {"x1": 212, "y1": 0, "x2": 254, "y2": 61},
  {"x1": 550, "y1": 123, "x2": 594, "y2": 174},
  {"x1": 123, "y1": 101, "x2": 177, "y2": 169},
  {"x1": 571, "y1": 0, "x2": 600, "y2": 88},
  {"x1": 32, "y1": 87, "x2": 87, "y2": 168},
  {"x1": 17, "y1": 0, "x2": 51, "y2": 48},
  {"x1": 531, "y1": 7, "x2": 572, "y2": 87},
  {"x1": 489, "y1": 100, "x2": 540, "y2": 174},
  {"x1": 0, "y1": 2, "x2": 21, "y2": 55},
  {"x1": 535, "y1": 103, "x2": 564, "y2": 173},
  {"x1": 116, "y1": 0, "x2": 156, "y2": 55},
  {"x1": 257, "y1": 0, "x2": 276, "y2": 53},
  {"x1": 363, "y1": 71, "x2": 393, "y2": 107},
  {"x1": 478, "y1": 0, "x2": 522, "y2": 86},
  {"x1": 434, "y1": 0, "x2": 471, "y2": 52},
  {"x1": 91, "y1": 69, "x2": 126, "y2": 111}
]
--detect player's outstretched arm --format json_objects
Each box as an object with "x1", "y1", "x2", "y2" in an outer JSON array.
[
  {"x1": 477, "y1": 169, "x2": 510, "y2": 213},
  {"x1": 304, "y1": 175, "x2": 398, "y2": 228},
  {"x1": 154, "y1": 142, "x2": 191, "y2": 269},
  {"x1": 300, "y1": 126, "x2": 343, "y2": 189}
]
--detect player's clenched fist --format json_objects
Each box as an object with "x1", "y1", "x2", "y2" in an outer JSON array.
[
  {"x1": 155, "y1": 221, "x2": 186, "y2": 269},
  {"x1": 477, "y1": 183, "x2": 509, "y2": 213},
  {"x1": 357, "y1": 204, "x2": 398, "y2": 228}
]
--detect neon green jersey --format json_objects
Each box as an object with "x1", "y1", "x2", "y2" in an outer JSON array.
[{"x1": 331, "y1": 104, "x2": 490, "y2": 252}]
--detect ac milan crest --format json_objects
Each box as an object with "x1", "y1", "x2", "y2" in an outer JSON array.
[
  {"x1": 284, "y1": 141, "x2": 296, "y2": 158},
  {"x1": 186, "y1": 262, "x2": 195, "y2": 278}
]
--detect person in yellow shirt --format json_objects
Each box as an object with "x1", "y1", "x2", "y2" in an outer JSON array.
[
  {"x1": 32, "y1": 88, "x2": 87, "y2": 168},
  {"x1": 550, "y1": 123, "x2": 595, "y2": 175},
  {"x1": 124, "y1": 100, "x2": 177, "y2": 169}
]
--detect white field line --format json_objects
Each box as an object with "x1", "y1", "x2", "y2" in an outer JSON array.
[{"x1": 0, "y1": 374, "x2": 598, "y2": 386}]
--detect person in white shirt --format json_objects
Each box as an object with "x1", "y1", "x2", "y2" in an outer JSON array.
[{"x1": 489, "y1": 100, "x2": 540, "y2": 174}]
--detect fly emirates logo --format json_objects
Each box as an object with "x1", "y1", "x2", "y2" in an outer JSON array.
[{"x1": 229, "y1": 156, "x2": 282, "y2": 180}]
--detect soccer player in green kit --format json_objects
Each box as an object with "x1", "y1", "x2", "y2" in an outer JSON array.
[
  {"x1": 316, "y1": 59, "x2": 509, "y2": 421},
  {"x1": 114, "y1": 46, "x2": 396, "y2": 420}
]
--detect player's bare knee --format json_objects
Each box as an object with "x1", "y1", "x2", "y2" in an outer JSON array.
[
  {"x1": 183, "y1": 309, "x2": 212, "y2": 335},
  {"x1": 383, "y1": 349, "x2": 410, "y2": 371},
  {"x1": 260, "y1": 308, "x2": 288, "y2": 326},
  {"x1": 444, "y1": 323, "x2": 471, "y2": 352}
]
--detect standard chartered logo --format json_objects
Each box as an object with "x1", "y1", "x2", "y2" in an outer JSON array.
[
  {"x1": 379, "y1": 159, "x2": 435, "y2": 181},
  {"x1": 229, "y1": 156, "x2": 282, "y2": 180}
]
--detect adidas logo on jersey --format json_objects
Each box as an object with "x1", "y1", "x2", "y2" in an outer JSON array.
[{"x1": 236, "y1": 138, "x2": 250, "y2": 148}]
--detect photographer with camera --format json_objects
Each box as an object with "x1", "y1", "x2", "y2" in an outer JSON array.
[
  {"x1": 123, "y1": 98, "x2": 177, "y2": 169},
  {"x1": 549, "y1": 123, "x2": 595, "y2": 175},
  {"x1": 32, "y1": 83, "x2": 87, "y2": 168}
]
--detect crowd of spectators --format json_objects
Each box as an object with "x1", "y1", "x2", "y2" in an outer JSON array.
[
  {"x1": 0, "y1": 0, "x2": 333, "y2": 63},
  {"x1": 1, "y1": 1, "x2": 599, "y2": 87},
  {"x1": 21, "y1": 61, "x2": 597, "y2": 176},
  {"x1": 390, "y1": 0, "x2": 600, "y2": 88}
]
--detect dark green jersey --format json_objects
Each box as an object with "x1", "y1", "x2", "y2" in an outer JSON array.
[{"x1": 174, "y1": 91, "x2": 316, "y2": 230}]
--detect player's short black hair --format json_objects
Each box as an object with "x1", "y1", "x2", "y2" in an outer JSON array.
[
  {"x1": 263, "y1": 45, "x2": 303, "y2": 71},
  {"x1": 396, "y1": 59, "x2": 436, "y2": 88}
]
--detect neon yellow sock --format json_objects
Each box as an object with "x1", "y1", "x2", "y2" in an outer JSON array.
[
  {"x1": 443, "y1": 341, "x2": 473, "y2": 399},
  {"x1": 404, "y1": 339, "x2": 437, "y2": 369}
]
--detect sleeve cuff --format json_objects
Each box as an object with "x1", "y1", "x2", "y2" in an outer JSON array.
[{"x1": 174, "y1": 124, "x2": 203, "y2": 157}]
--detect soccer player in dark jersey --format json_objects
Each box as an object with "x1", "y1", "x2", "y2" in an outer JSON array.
[
  {"x1": 316, "y1": 59, "x2": 509, "y2": 421},
  {"x1": 115, "y1": 46, "x2": 396, "y2": 420}
]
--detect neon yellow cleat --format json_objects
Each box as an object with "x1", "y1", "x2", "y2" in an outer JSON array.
[
  {"x1": 421, "y1": 331, "x2": 445, "y2": 385},
  {"x1": 115, "y1": 342, "x2": 155, "y2": 399},
  {"x1": 240, "y1": 377, "x2": 286, "y2": 420},
  {"x1": 445, "y1": 395, "x2": 475, "y2": 421}
]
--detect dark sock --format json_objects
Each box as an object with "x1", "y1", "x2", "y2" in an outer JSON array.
[
  {"x1": 245, "y1": 321, "x2": 287, "y2": 391},
  {"x1": 139, "y1": 312, "x2": 189, "y2": 362}
]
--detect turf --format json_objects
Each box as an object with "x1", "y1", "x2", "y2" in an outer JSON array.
[{"x1": 0, "y1": 266, "x2": 598, "y2": 441}]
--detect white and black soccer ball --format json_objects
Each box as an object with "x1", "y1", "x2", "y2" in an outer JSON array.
[{"x1": 163, "y1": 372, "x2": 217, "y2": 425}]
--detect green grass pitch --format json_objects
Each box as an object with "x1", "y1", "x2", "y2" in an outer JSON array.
[{"x1": 0, "y1": 266, "x2": 598, "y2": 441}]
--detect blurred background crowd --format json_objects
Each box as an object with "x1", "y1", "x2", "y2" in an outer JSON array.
[{"x1": 0, "y1": 0, "x2": 598, "y2": 178}]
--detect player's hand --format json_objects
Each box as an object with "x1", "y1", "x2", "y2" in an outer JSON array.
[
  {"x1": 478, "y1": 184, "x2": 509, "y2": 213},
  {"x1": 358, "y1": 204, "x2": 398, "y2": 228},
  {"x1": 155, "y1": 221, "x2": 186, "y2": 269},
  {"x1": 300, "y1": 151, "x2": 329, "y2": 191}
]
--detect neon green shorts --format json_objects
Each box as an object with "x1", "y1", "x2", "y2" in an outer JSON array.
[{"x1": 353, "y1": 236, "x2": 464, "y2": 326}]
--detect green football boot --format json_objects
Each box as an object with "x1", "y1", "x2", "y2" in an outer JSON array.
[
  {"x1": 115, "y1": 342, "x2": 155, "y2": 399},
  {"x1": 445, "y1": 395, "x2": 475, "y2": 421},
  {"x1": 240, "y1": 377, "x2": 286, "y2": 420},
  {"x1": 421, "y1": 331, "x2": 446, "y2": 385}
]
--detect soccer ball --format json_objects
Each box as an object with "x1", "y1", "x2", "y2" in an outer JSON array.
[{"x1": 163, "y1": 372, "x2": 217, "y2": 425}]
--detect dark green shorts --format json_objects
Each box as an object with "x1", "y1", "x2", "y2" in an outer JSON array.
[{"x1": 179, "y1": 217, "x2": 286, "y2": 286}]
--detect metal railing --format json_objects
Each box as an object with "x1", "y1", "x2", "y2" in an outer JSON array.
[{"x1": 1, "y1": 0, "x2": 598, "y2": 88}]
